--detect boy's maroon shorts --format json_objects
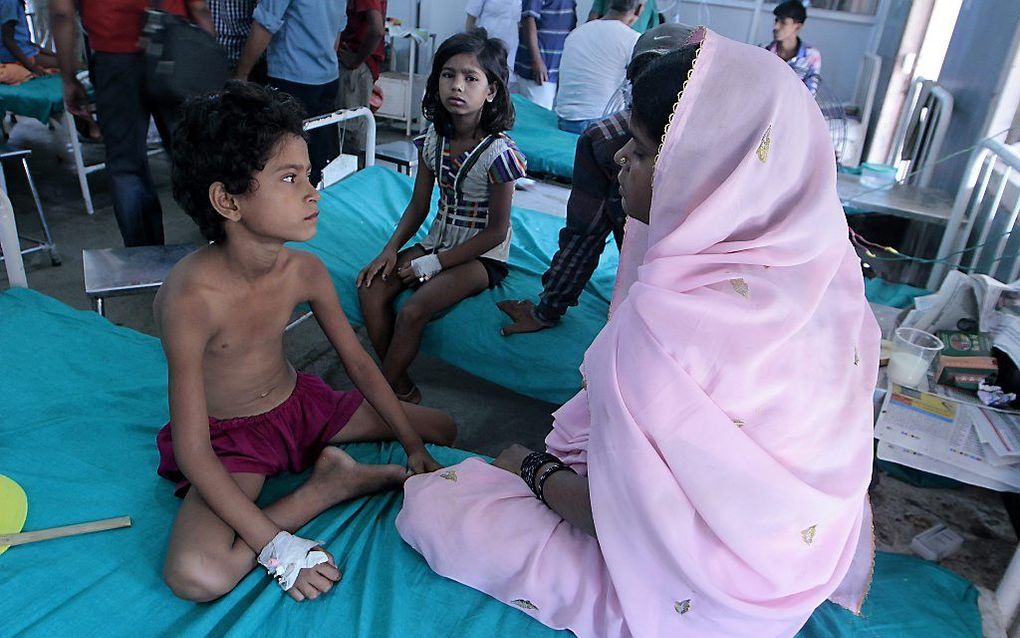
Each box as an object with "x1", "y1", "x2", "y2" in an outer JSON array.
[{"x1": 156, "y1": 372, "x2": 364, "y2": 497}]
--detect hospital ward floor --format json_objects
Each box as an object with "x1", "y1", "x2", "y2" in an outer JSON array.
[{"x1": 1, "y1": 117, "x2": 1015, "y2": 614}]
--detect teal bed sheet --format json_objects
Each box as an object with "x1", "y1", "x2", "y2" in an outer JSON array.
[
  {"x1": 0, "y1": 74, "x2": 64, "y2": 124},
  {"x1": 296, "y1": 166, "x2": 618, "y2": 405},
  {"x1": 865, "y1": 278, "x2": 931, "y2": 309},
  {"x1": 0, "y1": 288, "x2": 985, "y2": 637},
  {"x1": 0, "y1": 288, "x2": 567, "y2": 638},
  {"x1": 509, "y1": 94, "x2": 579, "y2": 181}
]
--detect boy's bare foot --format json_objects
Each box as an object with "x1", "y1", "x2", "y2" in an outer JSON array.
[{"x1": 305, "y1": 447, "x2": 410, "y2": 507}]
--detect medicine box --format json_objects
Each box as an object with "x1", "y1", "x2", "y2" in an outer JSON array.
[
  {"x1": 910, "y1": 523, "x2": 964, "y2": 561},
  {"x1": 936, "y1": 331, "x2": 997, "y2": 390}
]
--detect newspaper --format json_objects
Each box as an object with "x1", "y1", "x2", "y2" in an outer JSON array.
[
  {"x1": 877, "y1": 441, "x2": 1019, "y2": 492},
  {"x1": 875, "y1": 272, "x2": 1020, "y2": 490},
  {"x1": 874, "y1": 384, "x2": 1020, "y2": 491},
  {"x1": 901, "y1": 270, "x2": 1020, "y2": 364}
]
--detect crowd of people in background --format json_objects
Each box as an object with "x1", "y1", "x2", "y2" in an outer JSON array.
[{"x1": 3, "y1": 0, "x2": 822, "y2": 250}]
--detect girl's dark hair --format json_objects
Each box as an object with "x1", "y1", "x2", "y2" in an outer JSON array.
[
  {"x1": 171, "y1": 81, "x2": 307, "y2": 244},
  {"x1": 422, "y1": 28, "x2": 515, "y2": 136},
  {"x1": 630, "y1": 46, "x2": 699, "y2": 143}
]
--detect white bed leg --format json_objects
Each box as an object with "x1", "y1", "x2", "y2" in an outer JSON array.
[
  {"x1": 64, "y1": 111, "x2": 94, "y2": 216},
  {"x1": 0, "y1": 188, "x2": 27, "y2": 287},
  {"x1": 999, "y1": 545, "x2": 1020, "y2": 635}
]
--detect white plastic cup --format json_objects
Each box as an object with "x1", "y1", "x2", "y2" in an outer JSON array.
[{"x1": 888, "y1": 327, "x2": 944, "y2": 387}]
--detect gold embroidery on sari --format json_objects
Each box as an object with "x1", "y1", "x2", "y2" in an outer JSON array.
[
  {"x1": 511, "y1": 599, "x2": 539, "y2": 611},
  {"x1": 675, "y1": 599, "x2": 692, "y2": 615},
  {"x1": 439, "y1": 470, "x2": 458, "y2": 482},
  {"x1": 756, "y1": 125, "x2": 772, "y2": 163},
  {"x1": 730, "y1": 278, "x2": 750, "y2": 298},
  {"x1": 653, "y1": 31, "x2": 706, "y2": 167},
  {"x1": 801, "y1": 525, "x2": 817, "y2": 545}
]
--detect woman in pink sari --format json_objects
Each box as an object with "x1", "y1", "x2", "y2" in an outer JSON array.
[{"x1": 397, "y1": 28, "x2": 879, "y2": 638}]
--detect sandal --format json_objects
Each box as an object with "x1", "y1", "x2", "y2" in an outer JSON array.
[{"x1": 394, "y1": 384, "x2": 422, "y2": 405}]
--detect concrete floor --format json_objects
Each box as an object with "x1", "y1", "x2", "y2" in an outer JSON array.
[{"x1": 1, "y1": 116, "x2": 1017, "y2": 619}]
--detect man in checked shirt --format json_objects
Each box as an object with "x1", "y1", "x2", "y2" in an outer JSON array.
[{"x1": 498, "y1": 23, "x2": 693, "y2": 336}]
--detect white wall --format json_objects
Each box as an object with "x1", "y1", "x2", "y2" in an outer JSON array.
[
  {"x1": 388, "y1": 0, "x2": 595, "y2": 75},
  {"x1": 675, "y1": 0, "x2": 889, "y2": 102},
  {"x1": 392, "y1": 0, "x2": 885, "y2": 102}
]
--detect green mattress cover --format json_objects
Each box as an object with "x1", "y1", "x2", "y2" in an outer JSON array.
[
  {"x1": 509, "y1": 94, "x2": 579, "y2": 181},
  {"x1": 296, "y1": 166, "x2": 618, "y2": 405},
  {"x1": 0, "y1": 74, "x2": 64, "y2": 123}
]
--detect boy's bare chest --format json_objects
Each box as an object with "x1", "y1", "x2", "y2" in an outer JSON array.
[{"x1": 206, "y1": 284, "x2": 298, "y2": 356}]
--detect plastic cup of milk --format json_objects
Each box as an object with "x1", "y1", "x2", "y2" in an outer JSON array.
[{"x1": 888, "y1": 327, "x2": 944, "y2": 388}]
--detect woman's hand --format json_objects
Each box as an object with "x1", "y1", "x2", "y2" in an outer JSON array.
[
  {"x1": 490, "y1": 443, "x2": 536, "y2": 476},
  {"x1": 356, "y1": 248, "x2": 398, "y2": 288},
  {"x1": 407, "y1": 448, "x2": 443, "y2": 474}
]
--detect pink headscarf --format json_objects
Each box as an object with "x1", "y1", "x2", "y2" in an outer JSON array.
[{"x1": 566, "y1": 27, "x2": 879, "y2": 635}]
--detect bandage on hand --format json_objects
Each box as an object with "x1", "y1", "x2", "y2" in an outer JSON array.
[
  {"x1": 257, "y1": 531, "x2": 330, "y2": 591},
  {"x1": 409, "y1": 254, "x2": 442, "y2": 282}
]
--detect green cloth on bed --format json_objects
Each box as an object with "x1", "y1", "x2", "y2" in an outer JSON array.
[
  {"x1": 0, "y1": 289, "x2": 986, "y2": 637},
  {"x1": 0, "y1": 74, "x2": 64, "y2": 123},
  {"x1": 865, "y1": 278, "x2": 930, "y2": 309},
  {"x1": 296, "y1": 166, "x2": 618, "y2": 405},
  {"x1": 509, "y1": 94, "x2": 579, "y2": 181},
  {"x1": 799, "y1": 553, "x2": 982, "y2": 637}
]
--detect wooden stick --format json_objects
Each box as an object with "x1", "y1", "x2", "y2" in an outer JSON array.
[{"x1": 0, "y1": 516, "x2": 132, "y2": 547}]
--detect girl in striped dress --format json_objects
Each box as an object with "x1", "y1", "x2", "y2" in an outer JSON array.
[{"x1": 357, "y1": 29, "x2": 526, "y2": 404}]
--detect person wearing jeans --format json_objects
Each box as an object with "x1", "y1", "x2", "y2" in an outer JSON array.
[
  {"x1": 235, "y1": 0, "x2": 348, "y2": 186},
  {"x1": 51, "y1": 0, "x2": 215, "y2": 247},
  {"x1": 337, "y1": 0, "x2": 386, "y2": 153}
]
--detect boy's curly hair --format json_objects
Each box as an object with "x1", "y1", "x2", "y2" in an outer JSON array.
[{"x1": 171, "y1": 81, "x2": 307, "y2": 244}]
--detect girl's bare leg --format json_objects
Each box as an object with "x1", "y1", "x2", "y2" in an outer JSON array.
[
  {"x1": 357, "y1": 245, "x2": 426, "y2": 362},
  {"x1": 381, "y1": 261, "x2": 489, "y2": 396}
]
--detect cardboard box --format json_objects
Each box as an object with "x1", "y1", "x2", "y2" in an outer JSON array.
[{"x1": 936, "y1": 331, "x2": 998, "y2": 390}]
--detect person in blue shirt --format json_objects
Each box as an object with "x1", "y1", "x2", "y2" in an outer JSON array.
[
  {"x1": 234, "y1": 0, "x2": 348, "y2": 186},
  {"x1": 515, "y1": 0, "x2": 576, "y2": 110},
  {"x1": 0, "y1": 0, "x2": 55, "y2": 76}
]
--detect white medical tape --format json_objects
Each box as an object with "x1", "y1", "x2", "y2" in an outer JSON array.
[
  {"x1": 410, "y1": 254, "x2": 442, "y2": 281},
  {"x1": 257, "y1": 531, "x2": 330, "y2": 591}
]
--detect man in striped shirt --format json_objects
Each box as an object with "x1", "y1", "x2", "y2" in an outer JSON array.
[
  {"x1": 209, "y1": 0, "x2": 257, "y2": 72},
  {"x1": 515, "y1": 0, "x2": 576, "y2": 110},
  {"x1": 763, "y1": 0, "x2": 821, "y2": 95},
  {"x1": 499, "y1": 23, "x2": 693, "y2": 335}
]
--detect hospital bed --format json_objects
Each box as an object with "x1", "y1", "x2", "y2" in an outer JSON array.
[
  {"x1": 0, "y1": 180, "x2": 988, "y2": 637},
  {"x1": 508, "y1": 94, "x2": 579, "y2": 182},
  {"x1": 298, "y1": 166, "x2": 615, "y2": 405},
  {"x1": 0, "y1": 74, "x2": 103, "y2": 216}
]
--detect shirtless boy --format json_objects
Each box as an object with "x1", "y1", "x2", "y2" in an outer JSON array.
[{"x1": 154, "y1": 81, "x2": 455, "y2": 603}]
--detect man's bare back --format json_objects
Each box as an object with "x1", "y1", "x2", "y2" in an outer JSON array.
[{"x1": 155, "y1": 245, "x2": 313, "y2": 420}]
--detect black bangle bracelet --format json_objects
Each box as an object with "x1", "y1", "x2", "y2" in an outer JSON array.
[
  {"x1": 520, "y1": 451, "x2": 560, "y2": 493},
  {"x1": 535, "y1": 462, "x2": 576, "y2": 505}
]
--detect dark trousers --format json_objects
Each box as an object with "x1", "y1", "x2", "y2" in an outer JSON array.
[
  {"x1": 92, "y1": 52, "x2": 179, "y2": 247},
  {"x1": 267, "y1": 76, "x2": 339, "y2": 186}
]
